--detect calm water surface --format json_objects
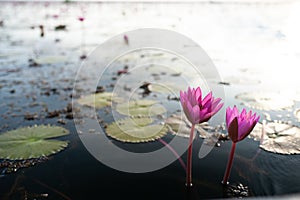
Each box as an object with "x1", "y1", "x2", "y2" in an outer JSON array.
[{"x1": 0, "y1": 1, "x2": 300, "y2": 199}]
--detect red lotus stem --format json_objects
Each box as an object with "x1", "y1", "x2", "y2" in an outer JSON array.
[
  {"x1": 186, "y1": 124, "x2": 195, "y2": 187},
  {"x1": 158, "y1": 138, "x2": 186, "y2": 171},
  {"x1": 222, "y1": 142, "x2": 236, "y2": 185}
]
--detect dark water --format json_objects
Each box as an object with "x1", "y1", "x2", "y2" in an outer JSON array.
[{"x1": 0, "y1": 1, "x2": 300, "y2": 200}]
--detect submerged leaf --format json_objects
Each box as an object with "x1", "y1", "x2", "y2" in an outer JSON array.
[
  {"x1": 250, "y1": 122, "x2": 300, "y2": 154},
  {"x1": 235, "y1": 92, "x2": 294, "y2": 111},
  {"x1": 116, "y1": 100, "x2": 166, "y2": 116},
  {"x1": 105, "y1": 117, "x2": 168, "y2": 143},
  {"x1": 0, "y1": 125, "x2": 69, "y2": 160},
  {"x1": 77, "y1": 92, "x2": 120, "y2": 109}
]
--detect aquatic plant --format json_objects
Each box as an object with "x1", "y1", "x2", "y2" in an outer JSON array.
[
  {"x1": 106, "y1": 117, "x2": 168, "y2": 143},
  {"x1": 180, "y1": 87, "x2": 223, "y2": 187},
  {"x1": 78, "y1": 12, "x2": 86, "y2": 59},
  {"x1": 116, "y1": 100, "x2": 166, "y2": 116},
  {"x1": 77, "y1": 92, "x2": 120, "y2": 109},
  {"x1": 0, "y1": 125, "x2": 69, "y2": 160},
  {"x1": 250, "y1": 121, "x2": 300, "y2": 155},
  {"x1": 222, "y1": 106, "x2": 259, "y2": 185}
]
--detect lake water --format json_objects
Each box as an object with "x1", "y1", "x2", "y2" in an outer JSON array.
[{"x1": 0, "y1": 1, "x2": 300, "y2": 199}]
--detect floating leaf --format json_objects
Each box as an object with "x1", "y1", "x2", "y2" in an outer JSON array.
[
  {"x1": 165, "y1": 115, "x2": 191, "y2": 138},
  {"x1": 35, "y1": 56, "x2": 67, "y2": 65},
  {"x1": 0, "y1": 125, "x2": 69, "y2": 160},
  {"x1": 148, "y1": 83, "x2": 185, "y2": 94},
  {"x1": 77, "y1": 92, "x2": 120, "y2": 109},
  {"x1": 235, "y1": 92, "x2": 294, "y2": 111},
  {"x1": 0, "y1": 51, "x2": 23, "y2": 59},
  {"x1": 250, "y1": 122, "x2": 300, "y2": 154},
  {"x1": 116, "y1": 100, "x2": 166, "y2": 116},
  {"x1": 146, "y1": 65, "x2": 184, "y2": 75},
  {"x1": 223, "y1": 76, "x2": 260, "y2": 85},
  {"x1": 164, "y1": 114, "x2": 220, "y2": 139},
  {"x1": 105, "y1": 117, "x2": 168, "y2": 143}
]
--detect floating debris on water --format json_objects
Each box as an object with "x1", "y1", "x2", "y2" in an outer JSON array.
[
  {"x1": 0, "y1": 157, "x2": 49, "y2": 175},
  {"x1": 54, "y1": 25, "x2": 66, "y2": 31},
  {"x1": 24, "y1": 112, "x2": 38, "y2": 120},
  {"x1": 223, "y1": 182, "x2": 251, "y2": 198}
]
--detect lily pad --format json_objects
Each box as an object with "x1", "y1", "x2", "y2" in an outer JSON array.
[
  {"x1": 235, "y1": 92, "x2": 294, "y2": 111},
  {"x1": 222, "y1": 76, "x2": 261, "y2": 85},
  {"x1": 116, "y1": 100, "x2": 166, "y2": 116},
  {"x1": 35, "y1": 56, "x2": 67, "y2": 65},
  {"x1": 105, "y1": 117, "x2": 168, "y2": 143},
  {"x1": 77, "y1": 92, "x2": 120, "y2": 109},
  {"x1": 165, "y1": 114, "x2": 219, "y2": 139},
  {"x1": 148, "y1": 83, "x2": 185, "y2": 94},
  {"x1": 0, "y1": 125, "x2": 69, "y2": 160},
  {"x1": 165, "y1": 114, "x2": 198, "y2": 138},
  {"x1": 147, "y1": 65, "x2": 184, "y2": 75},
  {"x1": 250, "y1": 121, "x2": 300, "y2": 154}
]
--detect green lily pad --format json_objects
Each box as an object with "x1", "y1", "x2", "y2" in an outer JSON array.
[
  {"x1": 165, "y1": 114, "x2": 213, "y2": 139},
  {"x1": 0, "y1": 51, "x2": 23, "y2": 58},
  {"x1": 105, "y1": 117, "x2": 168, "y2": 143},
  {"x1": 0, "y1": 125, "x2": 69, "y2": 160},
  {"x1": 165, "y1": 114, "x2": 193, "y2": 138},
  {"x1": 222, "y1": 76, "x2": 261, "y2": 85},
  {"x1": 116, "y1": 100, "x2": 166, "y2": 116},
  {"x1": 250, "y1": 121, "x2": 300, "y2": 154},
  {"x1": 77, "y1": 92, "x2": 120, "y2": 109},
  {"x1": 35, "y1": 56, "x2": 67, "y2": 65},
  {"x1": 148, "y1": 83, "x2": 185, "y2": 94}
]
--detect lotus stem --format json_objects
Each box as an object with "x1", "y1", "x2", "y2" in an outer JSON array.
[
  {"x1": 158, "y1": 138, "x2": 186, "y2": 171},
  {"x1": 222, "y1": 142, "x2": 236, "y2": 185},
  {"x1": 186, "y1": 123, "x2": 195, "y2": 187}
]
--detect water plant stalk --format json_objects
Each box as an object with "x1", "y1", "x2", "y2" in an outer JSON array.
[
  {"x1": 222, "y1": 142, "x2": 236, "y2": 185},
  {"x1": 186, "y1": 124, "x2": 195, "y2": 187}
]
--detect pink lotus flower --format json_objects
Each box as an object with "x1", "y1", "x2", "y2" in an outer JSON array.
[
  {"x1": 180, "y1": 87, "x2": 223, "y2": 187},
  {"x1": 226, "y1": 106, "x2": 260, "y2": 143},
  {"x1": 222, "y1": 106, "x2": 259, "y2": 185},
  {"x1": 180, "y1": 87, "x2": 223, "y2": 125}
]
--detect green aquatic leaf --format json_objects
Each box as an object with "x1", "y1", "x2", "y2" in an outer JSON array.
[
  {"x1": 0, "y1": 125, "x2": 69, "y2": 160},
  {"x1": 35, "y1": 56, "x2": 67, "y2": 65},
  {"x1": 105, "y1": 117, "x2": 168, "y2": 143},
  {"x1": 165, "y1": 114, "x2": 227, "y2": 147},
  {"x1": 250, "y1": 122, "x2": 300, "y2": 154},
  {"x1": 148, "y1": 83, "x2": 185, "y2": 94},
  {"x1": 77, "y1": 92, "x2": 120, "y2": 109},
  {"x1": 116, "y1": 100, "x2": 166, "y2": 116},
  {"x1": 165, "y1": 114, "x2": 211, "y2": 139}
]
